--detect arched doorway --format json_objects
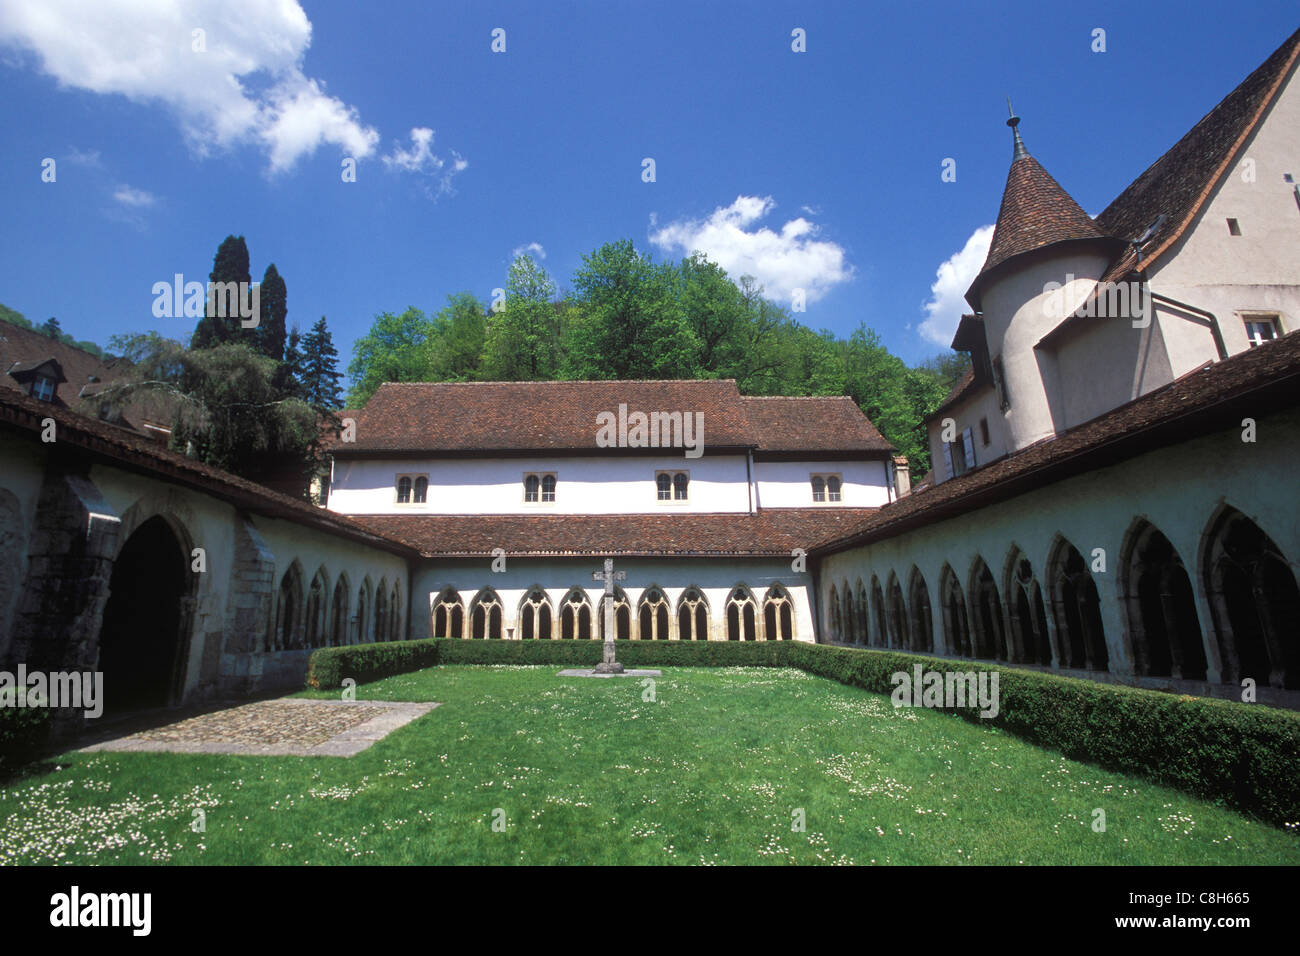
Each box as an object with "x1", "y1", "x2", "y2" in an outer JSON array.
[{"x1": 98, "y1": 516, "x2": 190, "y2": 711}]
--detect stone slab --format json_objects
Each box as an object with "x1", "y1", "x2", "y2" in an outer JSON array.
[
  {"x1": 557, "y1": 668, "x2": 663, "y2": 678},
  {"x1": 77, "y1": 698, "x2": 439, "y2": 758}
]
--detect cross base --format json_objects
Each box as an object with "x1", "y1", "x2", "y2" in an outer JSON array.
[{"x1": 593, "y1": 661, "x2": 625, "y2": 674}]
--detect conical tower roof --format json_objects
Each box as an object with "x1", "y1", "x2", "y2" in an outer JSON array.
[{"x1": 965, "y1": 108, "x2": 1118, "y2": 310}]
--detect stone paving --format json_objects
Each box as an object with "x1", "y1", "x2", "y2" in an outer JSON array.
[{"x1": 78, "y1": 698, "x2": 439, "y2": 757}]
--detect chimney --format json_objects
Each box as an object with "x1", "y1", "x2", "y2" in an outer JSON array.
[{"x1": 892, "y1": 455, "x2": 911, "y2": 498}]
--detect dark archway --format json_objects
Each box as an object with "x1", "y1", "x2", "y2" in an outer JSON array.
[
  {"x1": 98, "y1": 516, "x2": 189, "y2": 711},
  {"x1": 1124, "y1": 522, "x2": 1206, "y2": 680}
]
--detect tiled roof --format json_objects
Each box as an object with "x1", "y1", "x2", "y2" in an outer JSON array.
[
  {"x1": 966, "y1": 153, "x2": 1121, "y2": 310},
  {"x1": 355, "y1": 508, "x2": 881, "y2": 558},
  {"x1": 336, "y1": 379, "x2": 889, "y2": 456},
  {"x1": 1093, "y1": 25, "x2": 1300, "y2": 285},
  {"x1": 814, "y1": 329, "x2": 1300, "y2": 556},
  {"x1": 0, "y1": 321, "x2": 175, "y2": 437},
  {"x1": 926, "y1": 368, "x2": 981, "y2": 421},
  {"x1": 740, "y1": 396, "x2": 893, "y2": 454},
  {"x1": 0, "y1": 386, "x2": 419, "y2": 559}
]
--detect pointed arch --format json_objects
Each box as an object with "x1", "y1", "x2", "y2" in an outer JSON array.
[
  {"x1": 560, "y1": 588, "x2": 593, "y2": 640},
  {"x1": 330, "y1": 572, "x2": 351, "y2": 646},
  {"x1": 1005, "y1": 547, "x2": 1051, "y2": 666},
  {"x1": 638, "y1": 586, "x2": 671, "y2": 641},
  {"x1": 870, "y1": 575, "x2": 887, "y2": 647},
  {"x1": 969, "y1": 557, "x2": 1007, "y2": 661},
  {"x1": 763, "y1": 584, "x2": 795, "y2": 641},
  {"x1": 305, "y1": 566, "x2": 329, "y2": 648},
  {"x1": 390, "y1": 580, "x2": 402, "y2": 640},
  {"x1": 853, "y1": 578, "x2": 869, "y2": 644},
  {"x1": 470, "y1": 587, "x2": 504, "y2": 640},
  {"x1": 1047, "y1": 536, "x2": 1108, "y2": 671},
  {"x1": 519, "y1": 587, "x2": 552, "y2": 640},
  {"x1": 938, "y1": 564, "x2": 971, "y2": 656},
  {"x1": 1203, "y1": 506, "x2": 1300, "y2": 689},
  {"x1": 827, "y1": 583, "x2": 842, "y2": 642},
  {"x1": 357, "y1": 576, "x2": 373, "y2": 644},
  {"x1": 433, "y1": 587, "x2": 465, "y2": 639},
  {"x1": 840, "y1": 578, "x2": 856, "y2": 643},
  {"x1": 274, "y1": 560, "x2": 305, "y2": 650},
  {"x1": 374, "y1": 577, "x2": 389, "y2": 643},
  {"x1": 677, "y1": 587, "x2": 709, "y2": 641},
  {"x1": 1121, "y1": 518, "x2": 1206, "y2": 679},
  {"x1": 885, "y1": 572, "x2": 909, "y2": 649},
  {"x1": 598, "y1": 586, "x2": 631, "y2": 641},
  {"x1": 907, "y1": 567, "x2": 934, "y2": 653},
  {"x1": 726, "y1": 585, "x2": 758, "y2": 641}
]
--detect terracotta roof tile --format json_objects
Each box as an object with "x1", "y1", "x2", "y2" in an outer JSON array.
[
  {"x1": 740, "y1": 396, "x2": 893, "y2": 454},
  {"x1": 356, "y1": 508, "x2": 881, "y2": 558},
  {"x1": 1094, "y1": 25, "x2": 1300, "y2": 284}
]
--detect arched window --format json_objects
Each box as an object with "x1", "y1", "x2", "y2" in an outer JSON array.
[
  {"x1": 1049, "y1": 541, "x2": 1108, "y2": 671},
  {"x1": 357, "y1": 578, "x2": 372, "y2": 644},
  {"x1": 524, "y1": 475, "x2": 540, "y2": 502},
  {"x1": 306, "y1": 568, "x2": 329, "y2": 648},
  {"x1": 598, "y1": 587, "x2": 631, "y2": 641},
  {"x1": 763, "y1": 585, "x2": 795, "y2": 640},
  {"x1": 541, "y1": 474, "x2": 556, "y2": 502},
  {"x1": 827, "y1": 584, "x2": 841, "y2": 640},
  {"x1": 638, "y1": 587, "x2": 671, "y2": 640},
  {"x1": 1123, "y1": 521, "x2": 1205, "y2": 679},
  {"x1": 827, "y1": 476, "x2": 842, "y2": 502},
  {"x1": 396, "y1": 477, "x2": 412, "y2": 503},
  {"x1": 673, "y1": 473, "x2": 689, "y2": 500},
  {"x1": 390, "y1": 582, "x2": 402, "y2": 640},
  {"x1": 413, "y1": 477, "x2": 428, "y2": 503},
  {"x1": 1007, "y1": 552, "x2": 1051, "y2": 665},
  {"x1": 470, "y1": 589, "x2": 504, "y2": 639},
  {"x1": 811, "y1": 476, "x2": 826, "y2": 502},
  {"x1": 970, "y1": 559, "x2": 1007, "y2": 660},
  {"x1": 677, "y1": 587, "x2": 709, "y2": 641},
  {"x1": 887, "y1": 574, "x2": 909, "y2": 649},
  {"x1": 433, "y1": 588, "x2": 464, "y2": 639},
  {"x1": 374, "y1": 578, "x2": 389, "y2": 643},
  {"x1": 908, "y1": 568, "x2": 934, "y2": 653},
  {"x1": 560, "y1": 589, "x2": 592, "y2": 640},
  {"x1": 1204, "y1": 508, "x2": 1300, "y2": 689},
  {"x1": 870, "y1": 577, "x2": 887, "y2": 647},
  {"x1": 726, "y1": 586, "x2": 757, "y2": 641},
  {"x1": 656, "y1": 474, "x2": 672, "y2": 501},
  {"x1": 937, "y1": 566, "x2": 970, "y2": 657},
  {"x1": 519, "y1": 588, "x2": 552, "y2": 640},
  {"x1": 331, "y1": 575, "x2": 350, "y2": 646},
  {"x1": 274, "y1": 562, "x2": 303, "y2": 650},
  {"x1": 840, "y1": 580, "x2": 855, "y2": 643}
]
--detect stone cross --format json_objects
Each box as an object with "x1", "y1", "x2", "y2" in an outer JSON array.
[{"x1": 591, "y1": 557, "x2": 626, "y2": 672}]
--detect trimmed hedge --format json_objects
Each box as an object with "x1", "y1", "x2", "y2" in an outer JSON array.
[
  {"x1": 0, "y1": 705, "x2": 52, "y2": 773},
  {"x1": 306, "y1": 638, "x2": 1300, "y2": 826}
]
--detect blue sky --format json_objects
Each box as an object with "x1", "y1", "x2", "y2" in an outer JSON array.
[{"x1": 1, "y1": 0, "x2": 1295, "y2": 374}]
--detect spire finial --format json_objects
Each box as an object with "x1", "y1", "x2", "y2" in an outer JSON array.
[{"x1": 1006, "y1": 97, "x2": 1029, "y2": 161}]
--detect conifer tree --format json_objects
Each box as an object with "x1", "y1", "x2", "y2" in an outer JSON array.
[
  {"x1": 192, "y1": 235, "x2": 251, "y2": 348},
  {"x1": 258, "y1": 263, "x2": 287, "y2": 362},
  {"x1": 300, "y1": 315, "x2": 343, "y2": 410}
]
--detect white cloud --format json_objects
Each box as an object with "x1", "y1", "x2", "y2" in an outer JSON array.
[
  {"x1": 382, "y1": 127, "x2": 467, "y2": 197},
  {"x1": 65, "y1": 147, "x2": 102, "y2": 168},
  {"x1": 112, "y1": 184, "x2": 156, "y2": 207},
  {"x1": 0, "y1": 0, "x2": 380, "y2": 172},
  {"x1": 649, "y1": 195, "x2": 852, "y2": 304},
  {"x1": 918, "y1": 225, "x2": 994, "y2": 347},
  {"x1": 511, "y1": 241, "x2": 546, "y2": 260}
]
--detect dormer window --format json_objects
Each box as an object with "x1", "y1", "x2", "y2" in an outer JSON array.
[
  {"x1": 31, "y1": 375, "x2": 55, "y2": 402},
  {"x1": 1243, "y1": 315, "x2": 1281, "y2": 347}
]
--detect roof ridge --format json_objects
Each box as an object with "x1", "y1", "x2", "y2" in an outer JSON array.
[{"x1": 382, "y1": 378, "x2": 741, "y2": 386}]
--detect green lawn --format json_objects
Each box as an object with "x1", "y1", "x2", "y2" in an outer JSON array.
[{"x1": 1, "y1": 665, "x2": 1296, "y2": 865}]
